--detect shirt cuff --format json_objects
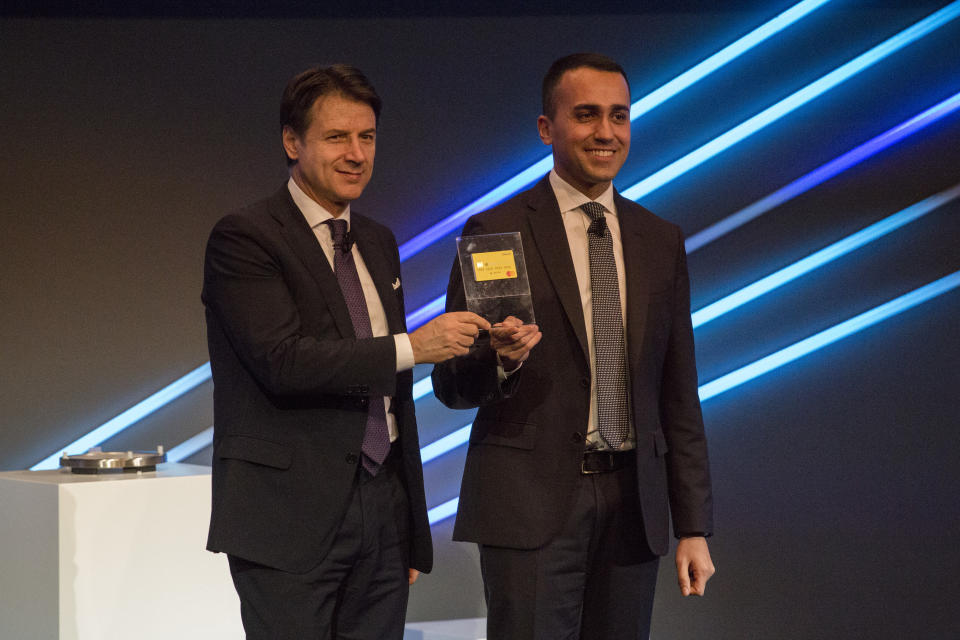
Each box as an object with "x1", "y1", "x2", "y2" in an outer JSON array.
[
  {"x1": 394, "y1": 334, "x2": 415, "y2": 372},
  {"x1": 496, "y1": 352, "x2": 522, "y2": 383}
]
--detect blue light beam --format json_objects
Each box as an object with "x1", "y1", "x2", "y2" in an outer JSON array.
[
  {"x1": 621, "y1": 1, "x2": 960, "y2": 202},
  {"x1": 685, "y1": 89, "x2": 960, "y2": 252},
  {"x1": 427, "y1": 270, "x2": 960, "y2": 524},
  {"x1": 31, "y1": 363, "x2": 212, "y2": 470},
  {"x1": 398, "y1": 0, "x2": 835, "y2": 261},
  {"x1": 698, "y1": 270, "x2": 960, "y2": 401},
  {"x1": 691, "y1": 182, "x2": 960, "y2": 328},
  {"x1": 166, "y1": 426, "x2": 214, "y2": 463}
]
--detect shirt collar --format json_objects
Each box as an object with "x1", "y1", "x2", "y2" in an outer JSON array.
[
  {"x1": 548, "y1": 170, "x2": 617, "y2": 217},
  {"x1": 287, "y1": 176, "x2": 351, "y2": 229}
]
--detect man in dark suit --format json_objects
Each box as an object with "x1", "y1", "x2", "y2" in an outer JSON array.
[
  {"x1": 432, "y1": 53, "x2": 715, "y2": 638},
  {"x1": 202, "y1": 64, "x2": 488, "y2": 639}
]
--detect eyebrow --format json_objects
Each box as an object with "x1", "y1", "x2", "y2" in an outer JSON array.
[{"x1": 572, "y1": 103, "x2": 630, "y2": 112}]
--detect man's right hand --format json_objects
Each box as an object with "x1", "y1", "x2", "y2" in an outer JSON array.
[{"x1": 410, "y1": 312, "x2": 490, "y2": 363}]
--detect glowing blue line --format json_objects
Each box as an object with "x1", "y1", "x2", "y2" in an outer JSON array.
[
  {"x1": 428, "y1": 271, "x2": 960, "y2": 525},
  {"x1": 412, "y1": 376, "x2": 435, "y2": 401},
  {"x1": 166, "y1": 426, "x2": 213, "y2": 462},
  {"x1": 406, "y1": 294, "x2": 447, "y2": 330},
  {"x1": 621, "y1": 1, "x2": 960, "y2": 202},
  {"x1": 420, "y1": 424, "x2": 472, "y2": 464},
  {"x1": 685, "y1": 90, "x2": 960, "y2": 253},
  {"x1": 398, "y1": 0, "x2": 835, "y2": 261},
  {"x1": 698, "y1": 270, "x2": 960, "y2": 401},
  {"x1": 428, "y1": 497, "x2": 460, "y2": 525},
  {"x1": 691, "y1": 183, "x2": 960, "y2": 328},
  {"x1": 31, "y1": 363, "x2": 212, "y2": 470}
]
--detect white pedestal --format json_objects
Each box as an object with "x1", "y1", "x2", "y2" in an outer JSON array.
[{"x1": 0, "y1": 463, "x2": 243, "y2": 640}]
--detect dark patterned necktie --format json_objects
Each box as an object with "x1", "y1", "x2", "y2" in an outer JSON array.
[
  {"x1": 582, "y1": 201, "x2": 629, "y2": 450},
  {"x1": 325, "y1": 218, "x2": 390, "y2": 475}
]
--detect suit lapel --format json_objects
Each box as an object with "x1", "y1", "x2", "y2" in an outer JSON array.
[
  {"x1": 270, "y1": 188, "x2": 355, "y2": 338},
  {"x1": 616, "y1": 192, "x2": 651, "y2": 369},
  {"x1": 526, "y1": 179, "x2": 590, "y2": 366},
  {"x1": 351, "y1": 214, "x2": 405, "y2": 334}
]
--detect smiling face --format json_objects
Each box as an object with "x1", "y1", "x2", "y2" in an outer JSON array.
[
  {"x1": 282, "y1": 93, "x2": 376, "y2": 215},
  {"x1": 537, "y1": 67, "x2": 631, "y2": 200}
]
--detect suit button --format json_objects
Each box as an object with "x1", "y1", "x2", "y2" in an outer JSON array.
[
  {"x1": 345, "y1": 453, "x2": 358, "y2": 464},
  {"x1": 572, "y1": 432, "x2": 584, "y2": 443},
  {"x1": 579, "y1": 378, "x2": 589, "y2": 389},
  {"x1": 358, "y1": 397, "x2": 369, "y2": 408}
]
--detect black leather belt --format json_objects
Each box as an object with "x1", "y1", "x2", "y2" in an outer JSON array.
[{"x1": 581, "y1": 449, "x2": 635, "y2": 474}]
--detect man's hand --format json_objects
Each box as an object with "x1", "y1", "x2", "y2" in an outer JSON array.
[
  {"x1": 410, "y1": 312, "x2": 490, "y2": 363},
  {"x1": 408, "y1": 569, "x2": 420, "y2": 585},
  {"x1": 489, "y1": 316, "x2": 542, "y2": 371},
  {"x1": 676, "y1": 536, "x2": 715, "y2": 597}
]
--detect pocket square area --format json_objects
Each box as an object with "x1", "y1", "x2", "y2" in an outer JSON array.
[{"x1": 392, "y1": 277, "x2": 401, "y2": 290}]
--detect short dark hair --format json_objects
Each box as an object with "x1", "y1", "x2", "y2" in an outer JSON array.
[
  {"x1": 541, "y1": 53, "x2": 630, "y2": 119},
  {"x1": 280, "y1": 64, "x2": 382, "y2": 166}
]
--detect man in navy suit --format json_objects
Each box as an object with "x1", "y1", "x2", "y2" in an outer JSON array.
[
  {"x1": 433, "y1": 53, "x2": 715, "y2": 638},
  {"x1": 202, "y1": 64, "x2": 488, "y2": 639}
]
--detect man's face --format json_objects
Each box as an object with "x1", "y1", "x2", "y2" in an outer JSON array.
[
  {"x1": 537, "y1": 67, "x2": 631, "y2": 199},
  {"x1": 282, "y1": 93, "x2": 376, "y2": 215}
]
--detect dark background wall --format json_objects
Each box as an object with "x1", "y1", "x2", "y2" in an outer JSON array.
[{"x1": 2, "y1": 2, "x2": 958, "y2": 637}]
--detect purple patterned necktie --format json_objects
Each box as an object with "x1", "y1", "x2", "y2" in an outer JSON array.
[
  {"x1": 325, "y1": 218, "x2": 390, "y2": 475},
  {"x1": 582, "y1": 201, "x2": 629, "y2": 450}
]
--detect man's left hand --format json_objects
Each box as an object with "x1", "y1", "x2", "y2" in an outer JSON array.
[
  {"x1": 490, "y1": 316, "x2": 542, "y2": 371},
  {"x1": 675, "y1": 536, "x2": 714, "y2": 596},
  {"x1": 408, "y1": 569, "x2": 420, "y2": 585}
]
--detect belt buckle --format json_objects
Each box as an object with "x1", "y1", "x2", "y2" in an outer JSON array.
[{"x1": 581, "y1": 451, "x2": 611, "y2": 475}]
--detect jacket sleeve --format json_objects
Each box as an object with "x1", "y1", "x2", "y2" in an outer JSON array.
[{"x1": 660, "y1": 229, "x2": 714, "y2": 538}]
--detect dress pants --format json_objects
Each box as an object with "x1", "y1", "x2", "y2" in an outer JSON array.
[
  {"x1": 228, "y1": 456, "x2": 410, "y2": 640},
  {"x1": 479, "y1": 457, "x2": 659, "y2": 640}
]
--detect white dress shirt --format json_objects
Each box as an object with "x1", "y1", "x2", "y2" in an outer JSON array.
[
  {"x1": 549, "y1": 170, "x2": 635, "y2": 451},
  {"x1": 288, "y1": 178, "x2": 415, "y2": 441}
]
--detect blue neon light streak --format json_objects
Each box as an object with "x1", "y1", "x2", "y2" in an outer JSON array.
[
  {"x1": 31, "y1": 363, "x2": 212, "y2": 470},
  {"x1": 426, "y1": 271, "x2": 960, "y2": 524},
  {"x1": 406, "y1": 294, "x2": 447, "y2": 330},
  {"x1": 166, "y1": 426, "x2": 213, "y2": 463},
  {"x1": 420, "y1": 424, "x2": 473, "y2": 464},
  {"x1": 428, "y1": 497, "x2": 461, "y2": 525},
  {"x1": 621, "y1": 1, "x2": 960, "y2": 202},
  {"x1": 698, "y1": 270, "x2": 960, "y2": 401},
  {"x1": 412, "y1": 376, "x2": 435, "y2": 401},
  {"x1": 691, "y1": 182, "x2": 960, "y2": 328},
  {"x1": 685, "y1": 90, "x2": 960, "y2": 253},
  {"x1": 398, "y1": 0, "x2": 835, "y2": 261}
]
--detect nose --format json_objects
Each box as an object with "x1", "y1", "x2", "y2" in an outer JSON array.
[
  {"x1": 594, "y1": 116, "x2": 614, "y2": 142},
  {"x1": 344, "y1": 136, "x2": 366, "y2": 163}
]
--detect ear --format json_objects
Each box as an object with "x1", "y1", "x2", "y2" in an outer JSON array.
[
  {"x1": 281, "y1": 126, "x2": 301, "y2": 163},
  {"x1": 537, "y1": 115, "x2": 553, "y2": 146}
]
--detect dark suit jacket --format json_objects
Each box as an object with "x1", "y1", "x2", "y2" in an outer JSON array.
[
  {"x1": 432, "y1": 177, "x2": 712, "y2": 557},
  {"x1": 202, "y1": 185, "x2": 432, "y2": 574}
]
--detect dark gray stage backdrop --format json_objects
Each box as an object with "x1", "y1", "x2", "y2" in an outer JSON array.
[{"x1": 2, "y1": 2, "x2": 959, "y2": 637}]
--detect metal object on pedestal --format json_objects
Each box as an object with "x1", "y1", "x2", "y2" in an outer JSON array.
[{"x1": 60, "y1": 445, "x2": 166, "y2": 474}]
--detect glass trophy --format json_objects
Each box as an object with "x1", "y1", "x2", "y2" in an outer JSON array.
[{"x1": 456, "y1": 232, "x2": 535, "y2": 325}]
